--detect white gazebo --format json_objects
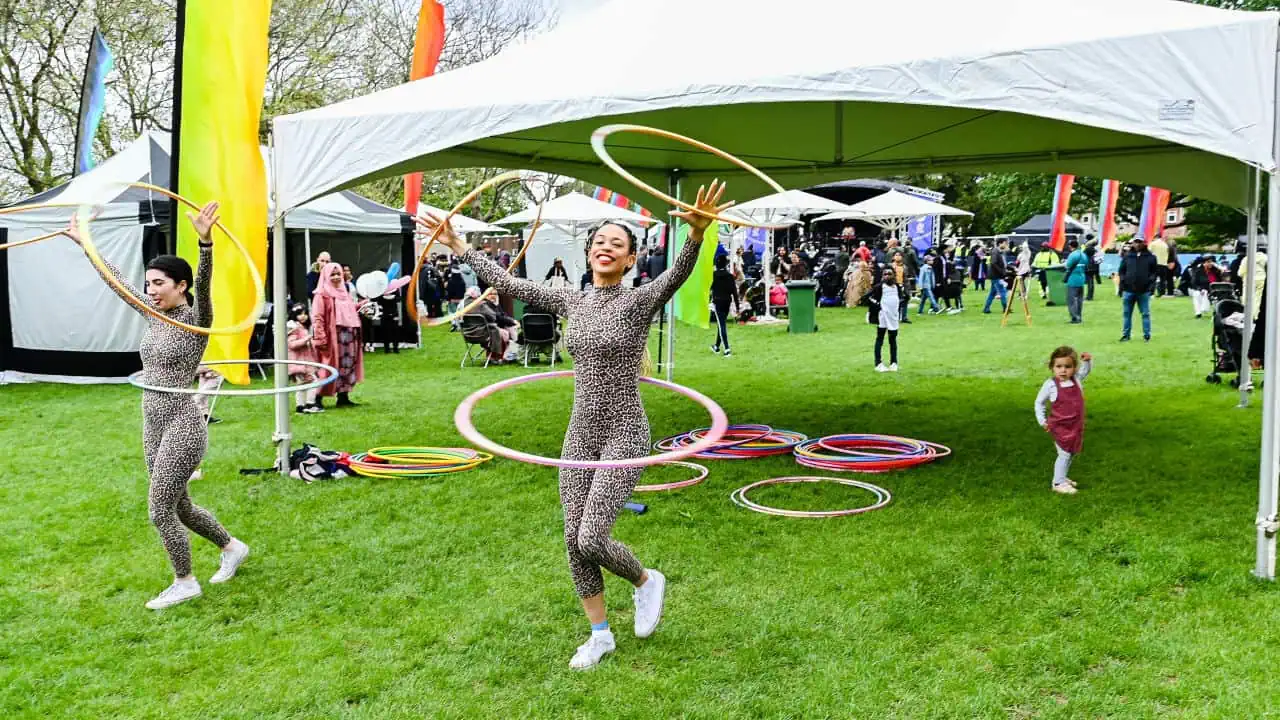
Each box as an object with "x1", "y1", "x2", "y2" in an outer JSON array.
[
  {"x1": 814, "y1": 189, "x2": 973, "y2": 237},
  {"x1": 494, "y1": 192, "x2": 654, "y2": 285},
  {"x1": 725, "y1": 190, "x2": 853, "y2": 319},
  {"x1": 267, "y1": 0, "x2": 1280, "y2": 578}
]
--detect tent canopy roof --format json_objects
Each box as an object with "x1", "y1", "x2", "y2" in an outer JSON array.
[
  {"x1": 273, "y1": 0, "x2": 1279, "y2": 213},
  {"x1": 495, "y1": 191, "x2": 654, "y2": 225}
]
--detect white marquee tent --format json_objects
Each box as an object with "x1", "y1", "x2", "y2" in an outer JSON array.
[{"x1": 268, "y1": 0, "x2": 1280, "y2": 577}]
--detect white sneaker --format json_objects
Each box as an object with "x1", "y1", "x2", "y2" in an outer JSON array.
[
  {"x1": 210, "y1": 539, "x2": 250, "y2": 584},
  {"x1": 633, "y1": 569, "x2": 666, "y2": 638},
  {"x1": 875, "y1": 364, "x2": 889, "y2": 373},
  {"x1": 1052, "y1": 483, "x2": 1078, "y2": 495},
  {"x1": 189, "y1": 469, "x2": 203, "y2": 481},
  {"x1": 569, "y1": 631, "x2": 616, "y2": 670},
  {"x1": 888, "y1": 363, "x2": 899, "y2": 372},
  {"x1": 145, "y1": 578, "x2": 202, "y2": 609}
]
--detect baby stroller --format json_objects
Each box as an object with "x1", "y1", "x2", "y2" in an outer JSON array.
[
  {"x1": 1206, "y1": 297, "x2": 1245, "y2": 387},
  {"x1": 1209, "y1": 282, "x2": 1237, "y2": 304},
  {"x1": 815, "y1": 261, "x2": 845, "y2": 307}
]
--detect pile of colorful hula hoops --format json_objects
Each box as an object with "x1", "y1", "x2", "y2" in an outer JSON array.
[
  {"x1": 793, "y1": 434, "x2": 951, "y2": 473},
  {"x1": 345, "y1": 447, "x2": 493, "y2": 478},
  {"x1": 653, "y1": 424, "x2": 807, "y2": 460}
]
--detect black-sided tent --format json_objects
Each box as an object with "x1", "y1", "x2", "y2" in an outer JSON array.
[
  {"x1": 1009, "y1": 214, "x2": 1088, "y2": 252},
  {"x1": 0, "y1": 132, "x2": 415, "y2": 384}
]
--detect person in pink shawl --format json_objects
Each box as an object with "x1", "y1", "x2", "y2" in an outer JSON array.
[{"x1": 311, "y1": 262, "x2": 364, "y2": 407}]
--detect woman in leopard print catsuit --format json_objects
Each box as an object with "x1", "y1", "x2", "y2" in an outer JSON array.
[
  {"x1": 418, "y1": 181, "x2": 732, "y2": 669},
  {"x1": 65, "y1": 203, "x2": 249, "y2": 610}
]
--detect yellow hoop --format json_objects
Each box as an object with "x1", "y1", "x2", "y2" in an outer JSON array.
[
  {"x1": 76, "y1": 182, "x2": 265, "y2": 336},
  {"x1": 0, "y1": 202, "x2": 94, "y2": 251},
  {"x1": 589, "y1": 123, "x2": 791, "y2": 230},
  {"x1": 407, "y1": 170, "x2": 537, "y2": 323},
  {"x1": 422, "y1": 203, "x2": 544, "y2": 328}
]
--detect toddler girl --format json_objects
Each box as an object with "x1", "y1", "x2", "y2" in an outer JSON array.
[
  {"x1": 1034, "y1": 346, "x2": 1093, "y2": 494},
  {"x1": 287, "y1": 303, "x2": 324, "y2": 414}
]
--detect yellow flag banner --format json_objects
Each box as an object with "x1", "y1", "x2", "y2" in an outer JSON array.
[
  {"x1": 174, "y1": 0, "x2": 271, "y2": 385},
  {"x1": 672, "y1": 220, "x2": 720, "y2": 330}
]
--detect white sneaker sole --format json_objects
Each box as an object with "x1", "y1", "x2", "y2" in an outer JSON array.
[
  {"x1": 635, "y1": 572, "x2": 666, "y2": 639},
  {"x1": 145, "y1": 587, "x2": 202, "y2": 610},
  {"x1": 210, "y1": 543, "x2": 250, "y2": 584},
  {"x1": 569, "y1": 645, "x2": 614, "y2": 670}
]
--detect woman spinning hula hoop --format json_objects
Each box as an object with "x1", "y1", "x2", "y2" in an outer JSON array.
[
  {"x1": 62, "y1": 203, "x2": 249, "y2": 610},
  {"x1": 417, "y1": 180, "x2": 733, "y2": 671}
]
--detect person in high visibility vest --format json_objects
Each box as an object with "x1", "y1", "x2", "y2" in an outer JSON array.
[{"x1": 1032, "y1": 245, "x2": 1060, "y2": 298}]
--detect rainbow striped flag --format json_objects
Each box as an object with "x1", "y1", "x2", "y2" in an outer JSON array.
[
  {"x1": 173, "y1": 0, "x2": 271, "y2": 385},
  {"x1": 1137, "y1": 186, "x2": 1172, "y2": 241},
  {"x1": 73, "y1": 28, "x2": 114, "y2": 176},
  {"x1": 403, "y1": 0, "x2": 446, "y2": 216},
  {"x1": 1048, "y1": 174, "x2": 1074, "y2": 251},
  {"x1": 1098, "y1": 180, "x2": 1120, "y2": 250}
]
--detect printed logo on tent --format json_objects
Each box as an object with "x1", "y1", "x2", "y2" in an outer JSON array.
[{"x1": 1159, "y1": 99, "x2": 1196, "y2": 122}]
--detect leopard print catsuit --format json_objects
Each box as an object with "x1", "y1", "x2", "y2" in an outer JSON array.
[
  {"x1": 464, "y1": 239, "x2": 701, "y2": 598},
  {"x1": 97, "y1": 246, "x2": 232, "y2": 577}
]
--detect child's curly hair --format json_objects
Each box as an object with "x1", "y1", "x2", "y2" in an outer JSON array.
[{"x1": 1047, "y1": 345, "x2": 1079, "y2": 370}]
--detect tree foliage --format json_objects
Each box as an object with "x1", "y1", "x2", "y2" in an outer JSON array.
[{"x1": 0, "y1": 0, "x2": 550, "y2": 205}]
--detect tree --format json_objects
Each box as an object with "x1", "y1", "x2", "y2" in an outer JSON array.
[{"x1": 0, "y1": 0, "x2": 91, "y2": 195}]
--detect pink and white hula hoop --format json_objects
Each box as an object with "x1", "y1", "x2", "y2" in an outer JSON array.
[{"x1": 454, "y1": 370, "x2": 729, "y2": 470}]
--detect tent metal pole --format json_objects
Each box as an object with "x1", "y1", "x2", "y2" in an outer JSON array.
[
  {"x1": 269, "y1": 132, "x2": 292, "y2": 475},
  {"x1": 1254, "y1": 168, "x2": 1280, "y2": 580},
  {"x1": 1240, "y1": 167, "x2": 1261, "y2": 409},
  {"x1": 303, "y1": 227, "x2": 311, "y2": 278},
  {"x1": 664, "y1": 177, "x2": 681, "y2": 382}
]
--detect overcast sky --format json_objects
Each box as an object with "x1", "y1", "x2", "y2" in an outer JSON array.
[{"x1": 549, "y1": 0, "x2": 604, "y2": 23}]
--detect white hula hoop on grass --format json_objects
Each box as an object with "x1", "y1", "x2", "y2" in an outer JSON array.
[{"x1": 128, "y1": 359, "x2": 338, "y2": 397}]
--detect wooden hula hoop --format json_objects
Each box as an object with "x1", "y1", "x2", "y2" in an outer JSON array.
[
  {"x1": 0, "y1": 202, "x2": 99, "y2": 251},
  {"x1": 420, "y1": 200, "x2": 545, "y2": 328},
  {"x1": 408, "y1": 170, "x2": 527, "y2": 323},
  {"x1": 76, "y1": 182, "x2": 265, "y2": 336},
  {"x1": 589, "y1": 124, "x2": 792, "y2": 230}
]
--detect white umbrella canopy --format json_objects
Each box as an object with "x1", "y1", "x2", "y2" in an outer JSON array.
[
  {"x1": 724, "y1": 189, "x2": 852, "y2": 226},
  {"x1": 494, "y1": 191, "x2": 653, "y2": 226},
  {"x1": 839, "y1": 189, "x2": 972, "y2": 221}
]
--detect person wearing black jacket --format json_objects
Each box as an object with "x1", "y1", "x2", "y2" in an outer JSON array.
[
  {"x1": 1083, "y1": 239, "x2": 1101, "y2": 301},
  {"x1": 1118, "y1": 239, "x2": 1158, "y2": 341},
  {"x1": 710, "y1": 254, "x2": 737, "y2": 356},
  {"x1": 982, "y1": 239, "x2": 1010, "y2": 313}
]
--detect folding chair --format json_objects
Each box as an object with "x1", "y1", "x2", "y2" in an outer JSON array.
[
  {"x1": 247, "y1": 302, "x2": 274, "y2": 379},
  {"x1": 460, "y1": 314, "x2": 494, "y2": 368},
  {"x1": 520, "y1": 312, "x2": 562, "y2": 367}
]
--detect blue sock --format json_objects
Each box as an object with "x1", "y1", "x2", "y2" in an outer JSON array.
[{"x1": 590, "y1": 620, "x2": 609, "y2": 633}]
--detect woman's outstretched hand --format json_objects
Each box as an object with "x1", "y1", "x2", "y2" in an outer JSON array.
[
  {"x1": 414, "y1": 212, "x2": 468, "y2": 255},
  {"x1": 671, "y1": 179, "x2": 733, "y2": 239},
  {"x1": 61, "y1": 214, "x2": 85, "y2": 247},
  {"x1": 187, "y1": 201, "x2": 220, "y2": 243}
]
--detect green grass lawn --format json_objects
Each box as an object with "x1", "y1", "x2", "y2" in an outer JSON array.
[{"x1": 2, "y1": 288, "x2": 1275, "y2": 719}]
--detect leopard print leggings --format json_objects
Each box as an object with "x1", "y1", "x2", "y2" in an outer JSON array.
[
  {"x1": 465, "y1": 236, "x2": 702, "y2": 598},
  {"x1": 97, "y1": 247, "x2": 232, "y2": 577}
]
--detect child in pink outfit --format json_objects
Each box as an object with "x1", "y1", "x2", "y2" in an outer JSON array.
[
  {"x1": 287, "y1": 303, "x2": 324, "y2": 414},
  {"x1": 1034, "y1": 346, "x2": 1093, "y2": 494}
]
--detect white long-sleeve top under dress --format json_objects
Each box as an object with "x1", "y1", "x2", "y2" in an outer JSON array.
[{"x1": 1034, "y1": 360, "x2": 1093, "y2": 427}]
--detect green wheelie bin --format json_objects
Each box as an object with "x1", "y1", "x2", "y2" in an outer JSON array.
[{"x1": 786, "y1": 281, "x2": 818, "y2": 333}]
